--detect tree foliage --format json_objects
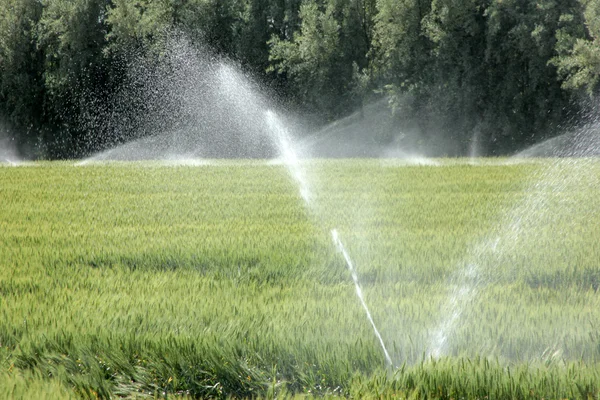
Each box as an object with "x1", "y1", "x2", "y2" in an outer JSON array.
[
  {"x1": 269, "y1": 1, "x2": 345, "y2": 117},
  {"x1": 0, "y1": 0, "x2": 598, "y2": 158},
  {"x1": 0, "y1": 0, "x2": 43, "y2": 149},
  {"x1": 553, "y1": 0, "x2": 600, "y2": 95}
]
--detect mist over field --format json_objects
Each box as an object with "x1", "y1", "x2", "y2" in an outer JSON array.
[{"x1": 0, "y1": 120, "x2": 19, "y2": 164}]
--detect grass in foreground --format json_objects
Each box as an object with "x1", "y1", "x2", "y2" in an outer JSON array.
[{"x1": 0, "y1": 159, "x2": 599, "y2": 398}]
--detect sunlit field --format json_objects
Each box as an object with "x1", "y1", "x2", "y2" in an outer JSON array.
[{"x1": 1, "y1": 159, "x2": 599, "y2": 399}]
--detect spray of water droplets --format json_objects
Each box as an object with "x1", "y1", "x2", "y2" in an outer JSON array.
[
  {"x1": 428, "y1": 118, "x2": 600, "y2": 361},
  {"x1": 263, "y1": 109, "x2": 393, "y2": 367}
]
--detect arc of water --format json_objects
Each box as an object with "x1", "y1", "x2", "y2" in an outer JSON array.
[
  {"x1": 331, "y1": 229, "x2": 394, "y2": 367},
  {"x1": 264, "y1": 110, "x2": 310, "y2": 204},
  {"x1": 264, "y1": 110, "x2": 393, "y2": 367}
]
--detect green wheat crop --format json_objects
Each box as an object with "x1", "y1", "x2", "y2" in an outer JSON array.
[{"x1": 0, "y1": 159, "x2": 599, "y2": 398}]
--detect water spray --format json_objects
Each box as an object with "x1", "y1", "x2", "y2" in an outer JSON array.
[
  {"x1": 264, "y1": 110, "x2": 393, "y2": 367},
  {"x1": 264, "y1": 110, "x2": 310, "y2": 204},
  {"x1": 331, "y1": 229, "x2": 394, "y2": 366}
]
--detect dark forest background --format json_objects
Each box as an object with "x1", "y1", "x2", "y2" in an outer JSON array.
[{"x1": 1, "y1": 0, "x2": 599, "y2": 158}]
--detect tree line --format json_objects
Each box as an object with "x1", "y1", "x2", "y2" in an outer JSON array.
[{"x1": 1, "y1": 0, "x2": 599, "y2": 158}]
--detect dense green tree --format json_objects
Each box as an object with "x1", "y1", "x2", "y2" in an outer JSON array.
[
  {"x1": 0, "y1": 0, "x2": 598, "y2": 157},
  {"x1": 0, "y1": 0, "x2": 44, "y2": 153},
  {"x1": 339, "y1": 0, "x2": 376, "y2": 106},
  {"x1": 370, "y1": 0, "x2": 432, "y2": 121},
  {"x1": 235, "y1": 0, "x2": 276, "y2": 73},
  {"x1": 482, "y1": 0, "x2": 584, "y2": 151},
  {"x1": 371, "y1": 0, "x2": 585, "y2": 153},
  {"x1": 35, "y1": 0, "x2": 110, "y2": 156},
  {"x1": 553, "y1": 0, "x2": 600, "y2": 95},
  {"x1": 421, "y1": 0, "x2": 488, "y2": 150},
  {"x1": 176, "y1": 0, "x2": 242, "y2": 54},
  {"x1": 268, "y1": 0, "x2": 374, "y2": 119},
  {"x1": 269, "y1": 1, "x2": 343, "y2": 117},
  {"x1": 105, "y1": 0, "x2": 173, "y2": 51}
]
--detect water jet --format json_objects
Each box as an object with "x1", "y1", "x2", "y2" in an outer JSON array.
[
  {"x1": 263, "y1": 110, "x2": 393, "y2": 367},
  {"x1": 331, "y1": 229, "x2": 394, "y2": 367},
  {"x1": 428, "y1": 118, "x2": 600, "y2": 360}
]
